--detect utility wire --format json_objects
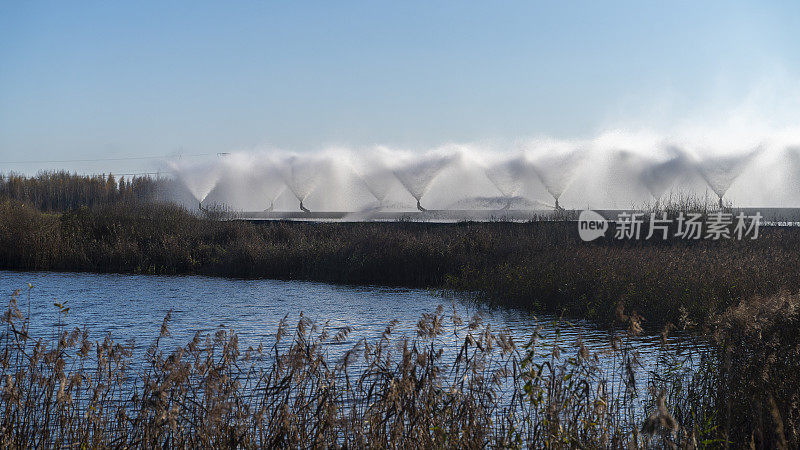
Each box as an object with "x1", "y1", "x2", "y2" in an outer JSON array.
[
  {"x1": 1, "y1": 170, "x2": 168, "y2": 177},
  {"x1": 0, "y1": 153, "x2": 215, "y2": 164},
  {"x1": 110, "y1": 172, "x2": 164, "y2": 176}
]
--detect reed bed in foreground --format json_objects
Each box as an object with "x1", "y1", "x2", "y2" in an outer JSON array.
[{"x1": 2, "y1": 289, "x2": 797, "y2": 448}]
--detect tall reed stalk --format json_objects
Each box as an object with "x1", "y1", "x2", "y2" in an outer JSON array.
[{"x1": 4, "y1": 288, "x2": 795, "y2": 448}]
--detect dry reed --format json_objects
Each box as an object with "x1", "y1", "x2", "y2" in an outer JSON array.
[{"x1": 3, "y1": 288, "x2": 795, "y2": 448}]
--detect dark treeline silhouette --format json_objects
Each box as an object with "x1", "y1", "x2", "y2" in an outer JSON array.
[{"x1": 0, "y1": 171, "x2": 174, "y2": 211}]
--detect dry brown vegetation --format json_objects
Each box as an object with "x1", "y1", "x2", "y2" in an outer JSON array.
[
  {"x1": 1, "y1": 289, "x2": 797, "y2": 448},
  {"x1": 2, "y1": 173, "x2": 798, "y2": 447},
  {"x1": 2, "y1": 198, "x2": 799, "y2": 330},
  {"x1": 711, "y1": 291, "x2": 800, "y2": 447}
]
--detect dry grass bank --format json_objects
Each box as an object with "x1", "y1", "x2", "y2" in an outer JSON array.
[{"x1": 2, "y1": 200, "x2": 799, "y2": 329}]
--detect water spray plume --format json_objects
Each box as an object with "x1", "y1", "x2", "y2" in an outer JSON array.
[
  {"x1": 346, "y1": 147, "x2": 398, "y2": 208},
  {"x1": 391, "y1": 147, "x2": 461, "y2": 211},
  {"x1": 640, "y1": 146, "x2": 691, "y2": 201},
  {"x1": 478, "y1": 154, "x2": 534, "y2": 209},
  {"x1": 168, "y1": 159, "x2": 223, "y2": 209},
  {"x1": 167, "y1": 131, "x2": 800, "y2": 213},
  {"x1": 690, "y1": 145, "x2": 762, "y2": 207},
  {"x1": 275, "y1": 153, "x2": 330, "y2": 212},
  {"x1": 525, "y1": 141, "x2": 584, "y2": 210},
  {"x1": 203, "y1": 152, "x2": 286, "y2": 211},
  {"x1": 786, "y1": 147, "x2": 800, "y2": 196},
  {"x1": 614, "y1": 145, "x2": 691, "y2": 202}
]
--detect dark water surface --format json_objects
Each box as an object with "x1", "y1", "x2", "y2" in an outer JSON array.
[{"x1": 0, "y1": 270, "x2": 700, "y2": 384}]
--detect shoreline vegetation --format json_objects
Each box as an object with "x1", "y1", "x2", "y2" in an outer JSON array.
[
  {"x1": 1, "y1": 288, "x2": 797, "y2": 447},
  {"x1": 2, "y1": 194, "x2": 800, "y2": 330},
  {"x1": 5, "y1": 198, "x2": 800, "y2": 329},
  {"x1": 1, "y1": 173, "x2": 799, "y2": 446}
]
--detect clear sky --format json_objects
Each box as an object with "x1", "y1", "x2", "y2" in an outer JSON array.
[{"x1": 1, "y1": 1, "x2": 798, "y2": 174}]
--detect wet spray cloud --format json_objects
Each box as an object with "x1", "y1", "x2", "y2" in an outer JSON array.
[{"x1": 168, "y1": 128, "x2": 800, "y2": 212}]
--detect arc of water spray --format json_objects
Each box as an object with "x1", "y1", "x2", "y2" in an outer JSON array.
[
  {"x1": 168, "y1": 159, "x2": 223, "y2": 211},
  {"x1": 264, "y1": 185, "x2": 285, "y2": 212},
  {"x1": 639, "y1": 147, "x2": 690, "y2": 201},
  {"x1": 692, "y1": 145, "x2": 762, "y2": 208},
  {"x1": 277, "y1": 155, "x2": 325, "y2": 213},
  {"x1": 481, "y1": 155, "x2": 531, "y2": 210},
  {"x1": 167, "y1": 137, "x2": 799, "y2": 213},
  {"x1": 614, "y1": 145, "x2": 690, "y2": 204},
  {"x1": 526, "y1": 146, "x2": 584, "y2": 210},
  {"x1": 391, "y1": 151, "x2": 461, "y2": 211},
  {"x1": 786, "y1": 147, "x2": 800, "y2": 196},
  {"x1": 347, "y1": 163, "x2": 393, "y2": 209}
]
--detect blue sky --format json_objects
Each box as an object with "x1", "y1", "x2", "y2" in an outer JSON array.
[{"x1": 1, "y1": 1, "x2": 798, "y2": 174}]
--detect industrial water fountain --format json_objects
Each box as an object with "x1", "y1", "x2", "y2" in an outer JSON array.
[
  {"x1": 613, "y1": 145, "x2": 691, "y2": 203},
  {"x1": 276, "y1": 154, "x2": 329, "y2": 212},
  {"x1": 692, "y1": 146, "x2": 761, "y2": 208},
  {"x1": 165, "y1": 134, "x2": 800, "y2": 219},
  {"x1": 169, "y1": 158, "x2": 223, "y2": 211},
  {"x1": 482, "y1": 154, "x2": 532, "y2": 210},
  {"x1": 787, "y1": 147, "x2": 800, "y2": 196},
  {"x1": 638, "y1": 146, "x2": 691, "y2": 202},
  {"x1": 391, "y1": 150, "x2": 461, "y2": 211},
  {"x1": 201, "y1": 153, "x2": 287, "y2": 212},
  {"x1": 526, "y1": 143, "x2": 584, "y2": 210},
  {"x1": 346, "y1": 147, "x2": 398, "y2": 210}
]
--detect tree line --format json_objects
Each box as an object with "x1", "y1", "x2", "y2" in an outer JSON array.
[{"x1": 0, "y1": 171, "x2": 176, "y2": 211}]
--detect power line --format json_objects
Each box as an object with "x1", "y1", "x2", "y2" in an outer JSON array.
[
  {"x1": 0, "y1": 170, "x2": 170, "y2": 178},
  {"x1": 0, "y1": 153, "x2": 215, "y2": 164},
  {"x1": 110, "y1": 172, "x2": 164, "y2": 176}
]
